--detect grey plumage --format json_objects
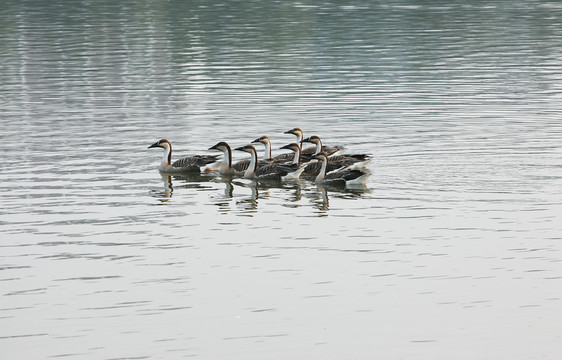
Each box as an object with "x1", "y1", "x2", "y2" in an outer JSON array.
[{"x1": 171, "y1": 155, "x2": 220, "y2": 171}]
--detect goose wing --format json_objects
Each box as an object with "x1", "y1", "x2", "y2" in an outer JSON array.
[
  {"x1": 271, "y1": 153, "x2": 294, "y2": 162},
  {"x1": 325, "y1": 168, "x2": 366, "y2": 182},
  {"x1": 172, "y1": 155, "x2": 219, "y2": 171},
  {"x1": 254, "y1": 164, "x2": 300, "y2": 181},
  {"x1": 300, "y1": 144, "x2": 344, "y2": 159},
  {"x1": 255, "y1": 173, "x2": 285, "y2": 182},
  {"x1": 302, "y1": 160, "x2": 344, "y2": 177},
  {"x1": 233, "y1": 159, "x2": 251, "y2": 171},
  {"x1": 233, "y1": 159, "x2": 273, "y2": 172},
  {"x1": 255, "y1": 163, "x2": 290, "y2": 176},
  {"x1": 329, "y1": 154, "x2": 370, "y2": 165},
  {"x1": 320, "y1": 178, "x2": 347, "y2": 187},
  {"x1": 323, "y1": 145, "x2": 345, "y2": 156}
]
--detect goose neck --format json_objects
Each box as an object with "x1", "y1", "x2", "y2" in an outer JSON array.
[
  {"x1": 292, "y1": 146, "x2": 301, "y2": 165},
  {"x1": 313, "y1": 138, "x2": 322, "y2": 155},
  {"x1": 161, "y1": 143, "x2": 172, "y2": 167},
  {"x1": 264, "y1": 140, "x2": 272, "y2": 160},
  {"x1": 219, "y1": 147, "x2": 232, "y2": 174},
  {"x1": 315, "y1": 156, "x2": 328, "y2": 182},
  {"x1": 244, "y1": 148, "x2": 258, "y2": 178}
]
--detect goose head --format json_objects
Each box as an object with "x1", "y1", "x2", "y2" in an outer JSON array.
[
  {"x1": 280, "y1": 143, "x2": 301, "y2": 153},
  {"x1": 148, "y1": 139, "x2": 171, "y2": 150},
  {"x1": 208, "y1": 142, "x2": 231, "y2": 152},
  {"x1": 234, "y1": 144, "x2": 257, "y2": 154},
  {"x1": 302, "y1": 135, "x2": 321, "y2": 146},
  {"x1": 251, "y1": 135, "x2": 270, "y2": 145},
  {"x1": 284, "y1": 128, "x2": 303, "y2": 137}
]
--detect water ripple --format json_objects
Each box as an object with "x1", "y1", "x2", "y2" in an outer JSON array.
[{"x1": 1, "y1": 1, "x2": 562, "y2": 359}]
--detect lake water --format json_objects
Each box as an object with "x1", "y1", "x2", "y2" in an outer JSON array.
[{"x1": 1, "y1": 1, "x2": 562, "y2": 359}]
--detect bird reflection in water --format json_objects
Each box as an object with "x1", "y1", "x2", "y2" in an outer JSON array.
[
  {"x1": 149, "y1": 173, "x2": 174, "y2": 202},
  {"x1": 149, "y1": 172, "x2": 370, "y2": 214},
  {"x1": 208, "y1": 176, "x2": 235, "y2": 214},
  {"x1": 234, "y1": 180, "x2": 307, "y2": 215},
  {"x1": 218, "y1": 178, "x2": 298, "y2": 215},
  {"x1": 310, "y1": 183, "x2": 371, "y2": 214},
  {"x1": 307, "y1": 185, "x2": 329, "y2": 213},
  {"x1": 236, "y1": 180, "x2": 259, "y2": 214},
  {"x1": 149, "y1": 172, "x2": 216, "y2": 203}
]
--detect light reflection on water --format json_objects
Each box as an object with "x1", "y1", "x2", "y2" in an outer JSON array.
[{"x1": 1, "y1": 1, "x2": 562, "y2": 359}]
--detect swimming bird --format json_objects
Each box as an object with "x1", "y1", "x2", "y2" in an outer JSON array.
[
  {"x1": 284, "y1": 128, "x2": 344, "y2": 157},
  {"x1": 148, "y1": 139, "x2": 219, "y2": 173},
  {"x1": 251, "y1": 135, "x2": 294, "y2": 163},
  {"x1": 208, "y1": 141, "x2": 246, "y2": 177},
  {"x1": 235, "y1": 144, "x2": 304, "y2": 181},
  {"x1": 303, "y1": 135, "x2": 368, "y2": 163},
  {"x1": 313, "y1": 152, "x2": 370, "y2": 187},
  {"x1": 301, "y1": 135, "x2": 346, "y2": 157},
  {"x1": 280, "y1": 142, "x2": 370, "y2": 178}
]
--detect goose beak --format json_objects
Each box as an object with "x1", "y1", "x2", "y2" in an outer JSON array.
[
  {"x1": 208, "y1": 144, "x2": 217, "y2": 150},
  {"x1": 148, "y1": 141, "x2": 159, "y2": 149},
  {"x1": 234, "y1": 146, "x2": 245, "y2": 151},
  {"x1": 251, "y1": 137, "x2": 261, "y2": 143},
  {"x1": 283, "y1": 129, "x2": 293, "y2": 134},
  {"x1": 279, "y1": 144, "x2": 291, "y2": 150},
  {"x1": 302, "y1": 137, "x2": 311, "y2": 143}
]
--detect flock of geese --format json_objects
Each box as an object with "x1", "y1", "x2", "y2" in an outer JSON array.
[{"x1": 149, "y1": 128, "x2": 371, "y2": 187}]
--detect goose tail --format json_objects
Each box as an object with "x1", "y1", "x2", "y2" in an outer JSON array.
[{"x1": 346, "y1": 171, "x2": 371, "y2": 186}]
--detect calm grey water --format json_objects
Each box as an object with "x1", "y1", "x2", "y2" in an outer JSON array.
[{"x1": 1, "y1": 1, "x2": 562, "y2": 359}]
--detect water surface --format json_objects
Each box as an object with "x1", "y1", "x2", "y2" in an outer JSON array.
[{"x1": 1, "y1": 1, "x2": 562, "y2": 359}]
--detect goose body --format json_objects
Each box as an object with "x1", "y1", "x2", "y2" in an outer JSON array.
[
  {"x1": 149, "y1": 139, "x2": 218, "y2": 173},
  {"x1": 208, "y1": 142, "x2": 245, "y2": 177},
  {"x1": 284, "y1": 128, "x2": 344, "y2": 158},
  {"x1": 235, "y1": 144, "x2": 304, "y2": 181},
  {"x1": 314, "y1": 152, "x2": 370, "y2": 187}
]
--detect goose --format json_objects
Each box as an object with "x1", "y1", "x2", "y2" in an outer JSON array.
[
  {"x1": 208, "y1": 142, "x2": 245, "y2": 177},
  {"x1": 303, "y1": 135, "x2": 369, "y2": 162},
  {"x1": 284, "y1": 128, "x2": 344, "y2": 157},
  {"x1": 252, "y1": 135, "x2": 294, "y2": 163},
  {"x1": 235, "y1": 144, "x2": 304, "y2": 181},
  {"x1": 301, "y1": 135, "x2": 346, "y2": 156},
  {"x1": 313, "y1": 152, "x2": 370, "y2": 187},
  {"x1": 280, "y1": 142, "x2": 369, "y2": 178},
  {"x1": 148, "y1": 139, "x2": 219, "y2": 173}
]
